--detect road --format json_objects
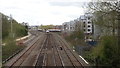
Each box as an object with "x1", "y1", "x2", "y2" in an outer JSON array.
[{"x1": 3, "y1": 31, "x2": 89, "y2": 68}]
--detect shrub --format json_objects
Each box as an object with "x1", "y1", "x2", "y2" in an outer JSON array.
[{"x1": 90, "y1": 36, "x2": 120, "y2": 67}]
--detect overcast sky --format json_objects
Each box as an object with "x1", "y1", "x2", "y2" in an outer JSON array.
[{"x1": 0, "y1": 0, "x2": 91, "y2": 26}]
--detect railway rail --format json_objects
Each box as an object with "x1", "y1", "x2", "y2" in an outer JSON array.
[
  {"x1": 54, "y1": 33, "x2": 89, "y2": 67},
  {"x1": 3, "y1": 33, "x2": 88, "y2": 68}
]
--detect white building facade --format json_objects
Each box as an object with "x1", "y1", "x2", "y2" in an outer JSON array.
[{"x1": 62, "y1": 13, "x2": 101, "y2": 42}]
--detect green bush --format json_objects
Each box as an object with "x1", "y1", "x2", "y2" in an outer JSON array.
[
  {"x1": 2, "y1": 14, "x2": 28, "y2": 40},
  {"x1": 2, "y1": 39, "x2": 25, "y2": 61},
  {"x1": 66, "y1": 31, "x2": 85, "y2": 46},
  {"x1": 2, "y1": 15, "x2": 10, "y2": 40},
  {"x1": 12, "y1": 21, "x2": 28, "y2": 38},
  {"x1": 89, "y1": 36, "x2": 120, "y2": 67},
  {"x1": 2, "y1": 13, "x2": 28, "y2": 62}
]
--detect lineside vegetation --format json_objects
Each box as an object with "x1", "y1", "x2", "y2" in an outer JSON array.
[{"x1": 2, "y1": 13, "x2": 28, "y2": 61}]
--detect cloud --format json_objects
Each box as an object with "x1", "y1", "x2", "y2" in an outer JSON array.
[
  {"x1": 0, "y1": 0, "x2": 88, "y2": 26},
  {"x1": 49, "y1": 2, "x2": 85, "y2": 7},
  {"x1": 44, "y1": 0, "x2": 91, "y2": 2}
]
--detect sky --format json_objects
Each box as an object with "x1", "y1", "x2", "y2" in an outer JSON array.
[{"x1": 0, "y1": 0, "x2": 91, "y2": 26}]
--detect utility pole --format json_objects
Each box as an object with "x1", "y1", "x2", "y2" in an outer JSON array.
[
  {"x1": 10, "y1": 14, "x2": 12, "y2": 33},
  {"x1": 10, "y1": 14, "x2": 13, "y2": 38},
  {"x1": 0, "y1": 13, "x2": 2, "y2": 40},
  {"x1": 0, "y1": 12, "x2": 2, "y2": 68}
]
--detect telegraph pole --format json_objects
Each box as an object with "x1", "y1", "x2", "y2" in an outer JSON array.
[
  {"x1": 10, "y1": 14, "x2": 12, "y2": 33},
  {"x1": 0, "y1": 12, "x2": 2, "y2": 68},
  {"x1": 10, "y1": 14, "x2": 13, "y2": 38}
]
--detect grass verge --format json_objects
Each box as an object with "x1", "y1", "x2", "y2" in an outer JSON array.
[{"x1": 2, "y1": 38, "x2": 25, "y2": 62}]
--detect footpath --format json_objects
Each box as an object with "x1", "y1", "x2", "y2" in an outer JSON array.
[{"x1": 16, "y1": 32, "x2": 35, "y2": 45}]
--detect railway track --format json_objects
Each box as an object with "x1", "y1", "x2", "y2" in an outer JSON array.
[
  {"x1": 35, "y1": 33, "x2": 50, "y2": 66},
  {"x1": 56, "y1": 33, "x2": 89, "y2": 66},
  {"x1": 3, "y1": 33, "x2": 46, "y2": 67},
  {"x1": 3, "y1": 33, "x2": 88, "y2": 68},
  {"x1": 54, "y1": 33, "x2": 86, "y2": 68}
]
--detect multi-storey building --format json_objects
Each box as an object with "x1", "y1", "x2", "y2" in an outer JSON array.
[
  {"x1": 62, "y1": 22, "x2": 68, "y2": 32},
  {"x1": 80, "y1": 13, "x2": 93, "y2": 34},
  {"x1": 80, "y1": 13, "x2": 93, "y2": 41},
  {"x1": 62, "y1": 21, "x2": 76, "y2": 32},
  {"x1": 62, "y1": 13, "x2": 101, "y2": 42}
]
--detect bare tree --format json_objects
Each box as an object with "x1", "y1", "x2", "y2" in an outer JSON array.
[{"x1": 87, "y1": 1, "x2": 119, "y2": 36}]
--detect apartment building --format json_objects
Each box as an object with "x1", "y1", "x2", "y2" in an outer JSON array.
[
  {"x1": 62, "y1": 21, "x2": 76, "y2": 32},
  {"x1": 62, "y1": 13, "x2": 101, "y2": 42}
]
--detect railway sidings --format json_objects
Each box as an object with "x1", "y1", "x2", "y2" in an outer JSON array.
[{"x1": 3, "y1": 32, "x2": 89, "y2": 68}]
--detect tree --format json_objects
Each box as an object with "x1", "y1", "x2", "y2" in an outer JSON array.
[
  {"x1": 2, "y1": 14, "x2": 10, "y2": 40},
  {"x1": 86, "y1": 1, "x2": 120, "y2": 67},
  {"x1": 40, "y1": 25, "x2": 54, "y2": 30},
  {"x1": 2, "y1": 13, "x2": 28, "y2": 40},
  {"x1": 87, "y1": 1, "x2": 119, "y2": 36}
]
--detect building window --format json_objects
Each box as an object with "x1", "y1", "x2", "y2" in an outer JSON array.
[
  {"x1": 84, "y1": 25, "x2": 85, "y2": 27},
  {"x1": 86, "y1": 37, "x2": 88, "y2": 39},
  {"x1": 84, "y1": 29, "x2": 86, "y2": 31},
  {"x1": 88, "y1": 25, "x2": 90, "y2": 27},
  {"x1": 88, "y1": 17, "x2": 90, "y2": 20},
  {"x1": 88, "y1": 22, "x2": 91, "y2": 23},
  {"x1": 83, "y1": 22, "x2": 85, "y2": 24},
  {"x1": 88, "y1": 29, "x2": 91, "y2": 31}
]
